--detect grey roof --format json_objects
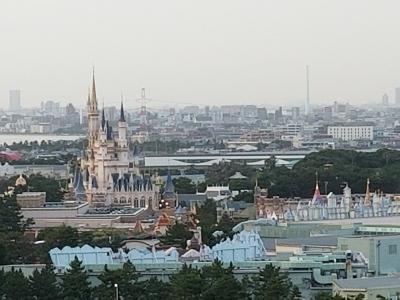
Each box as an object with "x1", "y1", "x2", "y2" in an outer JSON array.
[
  {"x1": 276, "y1": 236, "x2": 338, "y2": 247},
  {"x1": 334, "y1": 276, "x2": 400, "y2": 289},
  {"x1": 261, "y1": 238, "x2": 276, "y2": 251},
  {"x1": 225, "y1": 201, "x2": 252, "y2": 210},
  {"x1": 163, "y1": 171, "x2": 175, "y2": 197},
  {"x1": 119, "y1": 102, "x2": 125, "y2": 122},
  {"x1": 75, "y1": 171, "x2": 85, "y2": 194},
  {"x1": 177, "y1": 194, "x2": 207, "y2": 207}
]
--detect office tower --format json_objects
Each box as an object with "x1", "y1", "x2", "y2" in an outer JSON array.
[
  {"x1": 305, "y1": 66, "x2": 310, "y2": 115},
  {"x1": 291, "y1": 107, "x2": 300, "y2": 120},
  {"x1": 396, "y1": 87, "x2": 400, "y2": 105},
  {"x1": 382, "y1": 93, "x2": 389, "y2": 106},
  {"x1": 9, "y1": 90, "x2": 21, "y2": 111},
  {"x1": 323, "y1": 106, "x2": 333, "y2": 121}
]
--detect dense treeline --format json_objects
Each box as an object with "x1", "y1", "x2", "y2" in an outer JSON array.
[
  {"x1": 2, "y1": 139, "x2": 85, "y2": 152},
  {"x1": 0, "y1": 259, "x2": 302, "y2": 300},
  {"x1": 0, "y1": 174, "x2": 66, "y2": 202},
  {"x1": 203, "y1": 148, "x2": 400, "y2": 198}
]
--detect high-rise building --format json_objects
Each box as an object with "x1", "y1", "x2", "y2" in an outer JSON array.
[
  {"x1": 395, "y1": 88, "x2": 400, "y2": 105},
  {"x1": 291, "y1": 107, "x2": 300, "y2": 120},
  {"x1": 382, "y1": 93, "x2": 389, "y2": 106},
  {"x1": 9, "y1": 90, "x2": 21, "y2": 112},
  {"x1": 305, "y1": 66, "x2": 310, "y2": 115}
]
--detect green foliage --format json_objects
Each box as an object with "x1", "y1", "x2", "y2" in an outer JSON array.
[
  {"x1": 95, "y1": 261, "x2": 140, "y2": 300},
  {"x1": 206, "y1": 161, "x2": 253, "y2": 186},
  {"x1": 28, "y1": 174, "x2": 66, "y2": 202},
  {"x1": 196, "y1": 198, "x2": 218, "y2": 246},
  {"x1": 201, "y1": 261, "x2": 245, "y2": 300},
  {"x1": 160, "y1": 223, "x2": 192, "y2": 249},
  {"x1": 61, "y1": 257, "x2": 92, "y2": 300},
  {"x1": 0, "y1": 174, "x2": 66, "y2": 202},
  {"x1": 218, "y1": 212, "x2": 235, "y2": 233},
  {"x1": 0, "y1": 194, "x2": 25, "y2": 234},
  {"x1": 312, "y1": 291, "x2": 334, "y2": 300},
  {"x1": 196, "y1": 198, "x2": 217, "y2": 228},
  {"x1": 136, "y1": 277, "x2": 170, "y2": 300},
  {"x1": 252, "y1": 264, "x2": 300, "y2": 300},
  {"x1": 136, "y1": 140, "x2": 195, "y2": 154},
  {"x1": 0, "y1": 194, "x2": 36, "y2": 264},
  {"x1": 203, "y1": 149, "x2": 400, "y2": 198},
  {"x1": 169, "y1": 264, "x2": 204, "y2": 300},
  {"x1": 233, "y1": 191, "x2": 254, "y2": 203},
  {"x1": 38, "y1": 225, "x2": 80, "y2": 249},
  {"x1": 29, "y1": 264, "x2": 61, "y2": 300},
  {"x1": 2, "y1": 267, "x2": 31, "y2": 300},
  {"x1": 173, "y1": 177, "x2": 197, "y2": 194}
]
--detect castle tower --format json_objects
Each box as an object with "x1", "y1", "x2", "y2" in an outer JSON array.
[
  {"x1": 87, "y1": 71, "x2": 99, "y2": 148},
  {"x1": 117, "y1": 101, "x2": 129, "y2": 163}
]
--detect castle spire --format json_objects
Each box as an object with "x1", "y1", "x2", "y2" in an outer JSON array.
[
  {"x1": 101, "y1": 106, "x2": 106, "y2": 130},
  {"x1": 119, "y1": 101, "x2": 125, "y2": 122},
  {"x1": 87, "y1": 87, "x2": 90, "y2": 107},
  {"x1": 90, "y1": 68, "x2": 98, "y2": 110}
]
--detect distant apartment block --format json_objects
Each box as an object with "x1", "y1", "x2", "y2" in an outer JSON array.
[
  {"x1": 9, "y1": 89, "x2": 21, "y2": 111},
  {"x1": 327, "y1": 123, "x2": 374, "y2": 141}
]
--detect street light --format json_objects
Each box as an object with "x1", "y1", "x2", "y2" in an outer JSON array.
[
  {"x1": 376, "y1": 240, "x2": 381, "y2": 276},
  {"x1": 114, "y1": 283, "x2": 119, "y2": 300}
]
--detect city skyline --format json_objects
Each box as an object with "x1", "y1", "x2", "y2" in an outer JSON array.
[{"x1": 2, "y1": 1, "x2": 400, "y2": 108}]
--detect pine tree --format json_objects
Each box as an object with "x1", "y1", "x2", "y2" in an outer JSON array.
[
  {"x1": 160, "y1": 223, "x2": 192, "y2": 248},
  {"x1": 217, "y1": 212, "x2": 235, "y2": 233},
  {"x1": 118, "y1": 261, "x2": 140, "y2": 300},
  {"x1": 137, "y1": 277, "x2": 170, "y2": 300},
  {"x1": 253, "y1": 264, "x2": 293, "y2": 300},
  {"x1": 95, "y1": 264, "x2": 126, "y2": 300},
  {"x1": 0, "y1": 269, "x2": 5, "y2": 299},
  {"x1": 29, "y1": 265, "x2": 61, "y2": 300},
  {"x1": 0, "y1": 194, "x2": 24, "y2": 234},
  {"x1": 2, "y1": 267, "x2": 31, "y2": 300},
  {"x1": 288, "y1": 285, "x2": 302, "y2": 300},
  {"x1": 201, "y1": 261, "x2": 245, "y2": 300},
  {"x1": 169, "y1": 264, "x2": 204, "y2": 300},
  {"x1": 61, "y1": 257, "x2": 91, "y2": 300}
]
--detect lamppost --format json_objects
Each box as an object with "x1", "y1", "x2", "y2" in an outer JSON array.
[
  {"x1": 376, "y1": 240, "x2": 381, "y2": 276},
  {"x1": 114, "y1": 283, "x2": 119, "y2": 300}
]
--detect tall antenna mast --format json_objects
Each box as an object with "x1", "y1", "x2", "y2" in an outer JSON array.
[
  {"x1": 305, "y1": 65, "x2": 310, "y2": 115},
  {"x1": 138, "y1": 88, "x2": 149, "y2": 128}
]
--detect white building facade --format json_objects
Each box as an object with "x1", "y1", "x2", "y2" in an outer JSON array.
[{"x1": 327, "y1": 124, "x2": 374, "y2": 141}]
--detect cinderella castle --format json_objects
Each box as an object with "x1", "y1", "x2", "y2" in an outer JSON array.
[{"x1": 71, "y1": 73, "x2": 175, "y2": 209}]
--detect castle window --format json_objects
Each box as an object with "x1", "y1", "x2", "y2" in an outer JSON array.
[
  {"x1": 120, "y1": 196, "x2": 126, "y2": 204},
  {"x1": 134, "y1": 198, "x2": 139, "y2": 208},
  {"x1": 140, "y1": 197, "x2": 145, "y2": 208},
  {"x1": 113, "y1": 198, "x2": 119, "y2": 204},
  {"x1": 148, "y1": 197, "x2": 152, "y2": 208}
]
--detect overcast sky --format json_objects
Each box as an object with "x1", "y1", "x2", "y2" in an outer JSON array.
[{"x1": 1, "y1": 0, "x2": 400, "y2": 109}]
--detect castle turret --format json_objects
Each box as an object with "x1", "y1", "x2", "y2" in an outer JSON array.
[
  {"x1": 118, "y1": 101, "x2": 127, "y2": 145},
  {"x1": 117, "y1": 101, "x2": 128, "y2": 162},
  {"x1": 87, "y1": 71, "x2": 99, "y2": 147}
]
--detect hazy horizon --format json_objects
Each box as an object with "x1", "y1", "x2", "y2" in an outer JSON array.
[{"x1": 2, "y1": 0, "x2": 400, "y2": 108}]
